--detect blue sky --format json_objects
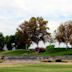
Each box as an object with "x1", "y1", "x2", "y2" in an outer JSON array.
[{"x1": 0, "y1": 0, "x2": 72, "y2": 36}]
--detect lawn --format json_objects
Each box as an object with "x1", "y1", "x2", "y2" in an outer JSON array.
[
  {"x1": 0, "y1": 63, "x2": 72, "y2": 72},
  {"x1": 0, "y1": 48, "x2": 72, "y2": 56}
]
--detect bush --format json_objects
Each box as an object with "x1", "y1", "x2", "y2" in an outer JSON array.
[
  {"x1": 35, "y1": 47, "x2": 46, "y2": 53},
  {"x1": 46, "y1": 45, "x2": 55, "y2": 49},
  {"x1": 48, "y1": 60, "x2": 53, "y2": 62},
  {"x1": 55, "y1": 59, "x2": 62, "y2": 62}
]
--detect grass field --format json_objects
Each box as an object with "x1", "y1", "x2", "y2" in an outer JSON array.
[
  {"x1": 0, "y1": 48, "x2": 72, "y2": 56},
  {"x1": 0, "y1": 48, "x2": 72, "y2": 72},
  {"x1": 0, "y1": 62, "x2": 72, "y2": 72}
]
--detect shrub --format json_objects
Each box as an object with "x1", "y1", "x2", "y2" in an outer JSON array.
[
  {"x1": 48, "y1": 60, "x2": 53, "y2": 62},
  {"x1": 55, "y1": 59, "x2": 62, "y2": 62},
  {"x1": 35, "y1": 47, "x2": 46, "y2": 53},
  {"x1": 46, "y1": 45, "x2": 55, "y2": 49}
]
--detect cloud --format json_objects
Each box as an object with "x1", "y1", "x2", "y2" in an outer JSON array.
[
  {"x1": 15, "y1": 0, "x2": 72, "y2": 13},
  {"x1": 0, "y1": 0, "x2": 72, "y2": 35},
  {"x1": 0, "y1": 0, "x2": 16, "y2": 7},
  {"x1": 14, "y1": 0, "x2": 72, "y2": 22}
]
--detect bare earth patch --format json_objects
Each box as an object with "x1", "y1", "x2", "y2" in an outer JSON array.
[
  {"x1": 0, "y1": 60, "x2": 72, "y2": 67},
  {"x1": 0, "y1": 60, "x2": 40, "y2": 67}
]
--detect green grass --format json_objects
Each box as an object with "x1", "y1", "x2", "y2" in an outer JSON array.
[
  {"x1": 40, "y1": 48, "x2": 72, "y2": 56},
  {"x1": 0, "y1": 48, "x2": 72, "y2": 56},
  {"x1": 0, "y1": 49, "x2": 27, "y2": 56},
  {"x1": 0, "y1": 63, "x2": 72, "y2": 72}
]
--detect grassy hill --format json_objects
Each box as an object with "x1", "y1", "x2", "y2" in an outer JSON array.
[{"x1": 0, "y1": 47, "x2": 72, "y2": 56}]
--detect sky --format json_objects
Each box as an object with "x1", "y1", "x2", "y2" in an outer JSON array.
[{"x1": 0, "y1": 0, "x2": 72, "y2": 36}]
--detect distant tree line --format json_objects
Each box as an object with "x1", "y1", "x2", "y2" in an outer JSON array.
[{"x1": 0, "y1": 17, "x2": 72, "y2": 50}]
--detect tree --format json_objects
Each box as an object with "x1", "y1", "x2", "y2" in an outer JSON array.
[
  {"x1": 5, "y1": 35, "x2": 15, "y2": 50},
  {"x1": 0, "y1": 33, "x2": 4, "y2": 50},
  {"x1": 17, "y1": 17, "x2": 50, "y2": 49},
  {"x1": 55, "y1": 21, "x2": 72, "y2": 48},
  {"x1": 14, "y1": 32, "x2": 26, "y2": 49},
  {"x1": 69, "y1": 29, "x2": 72, "y2": 47}
]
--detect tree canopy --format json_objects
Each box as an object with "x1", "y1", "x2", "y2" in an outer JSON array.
[
  {"x1": 55, "y1": 21, "x2": 72, "y2": 47},
  {"x1": 0, "y1": 33, "x2": 4, "y2": 50},
  {"x1": 17, "y1": 17, "x2": 51, "y2": 49},
  {"x1": 5, "y1": 35, "x2": 15, "y2": 50}
]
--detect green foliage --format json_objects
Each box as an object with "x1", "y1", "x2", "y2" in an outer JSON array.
[
  {"x1": 55, "y1": 21, "x2": 72, "y2": 47},
  {"x1": 5, "y1": 35, "x2": 15, "y2": 50},
  {"x1": 46, "y1": 45, "x2": 55, "y2": 49},
  {"x1": 0, "y1": 33, "x2": 4, "y2": 50},
  {"x1": 17, "y1": 17, "x2": 50, "y2": 49}
]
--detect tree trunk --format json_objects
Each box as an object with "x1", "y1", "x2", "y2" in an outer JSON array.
[
  {"x1": 26, "y1": 44, "x2": 28, "y2": 50},
  {"x1": 71, "y1": 45, "x2": 72, "y2": 48},
  {"x1": 66, "y1": 43, "x2": 69, "y2": 49},
  {"x1": 37, "y1": 43, "x2": 38, "y2": 48}
]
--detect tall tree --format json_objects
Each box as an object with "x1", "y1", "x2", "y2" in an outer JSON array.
[
  {"x1": 0, "y1": 33, "x2": 4, "y2": 50},
  {"x1": 17, "y1": 17, "x2": 50, "y2": 49},
  {"x1": 5, "y1": 35, "x2": 15, "y2": 50},
  {"x1": 55, "y1": 21, "x2": 72, "y2": 48},
  {"x1": 14, "y1": 32, "x2": 26, "y2": 49}
]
